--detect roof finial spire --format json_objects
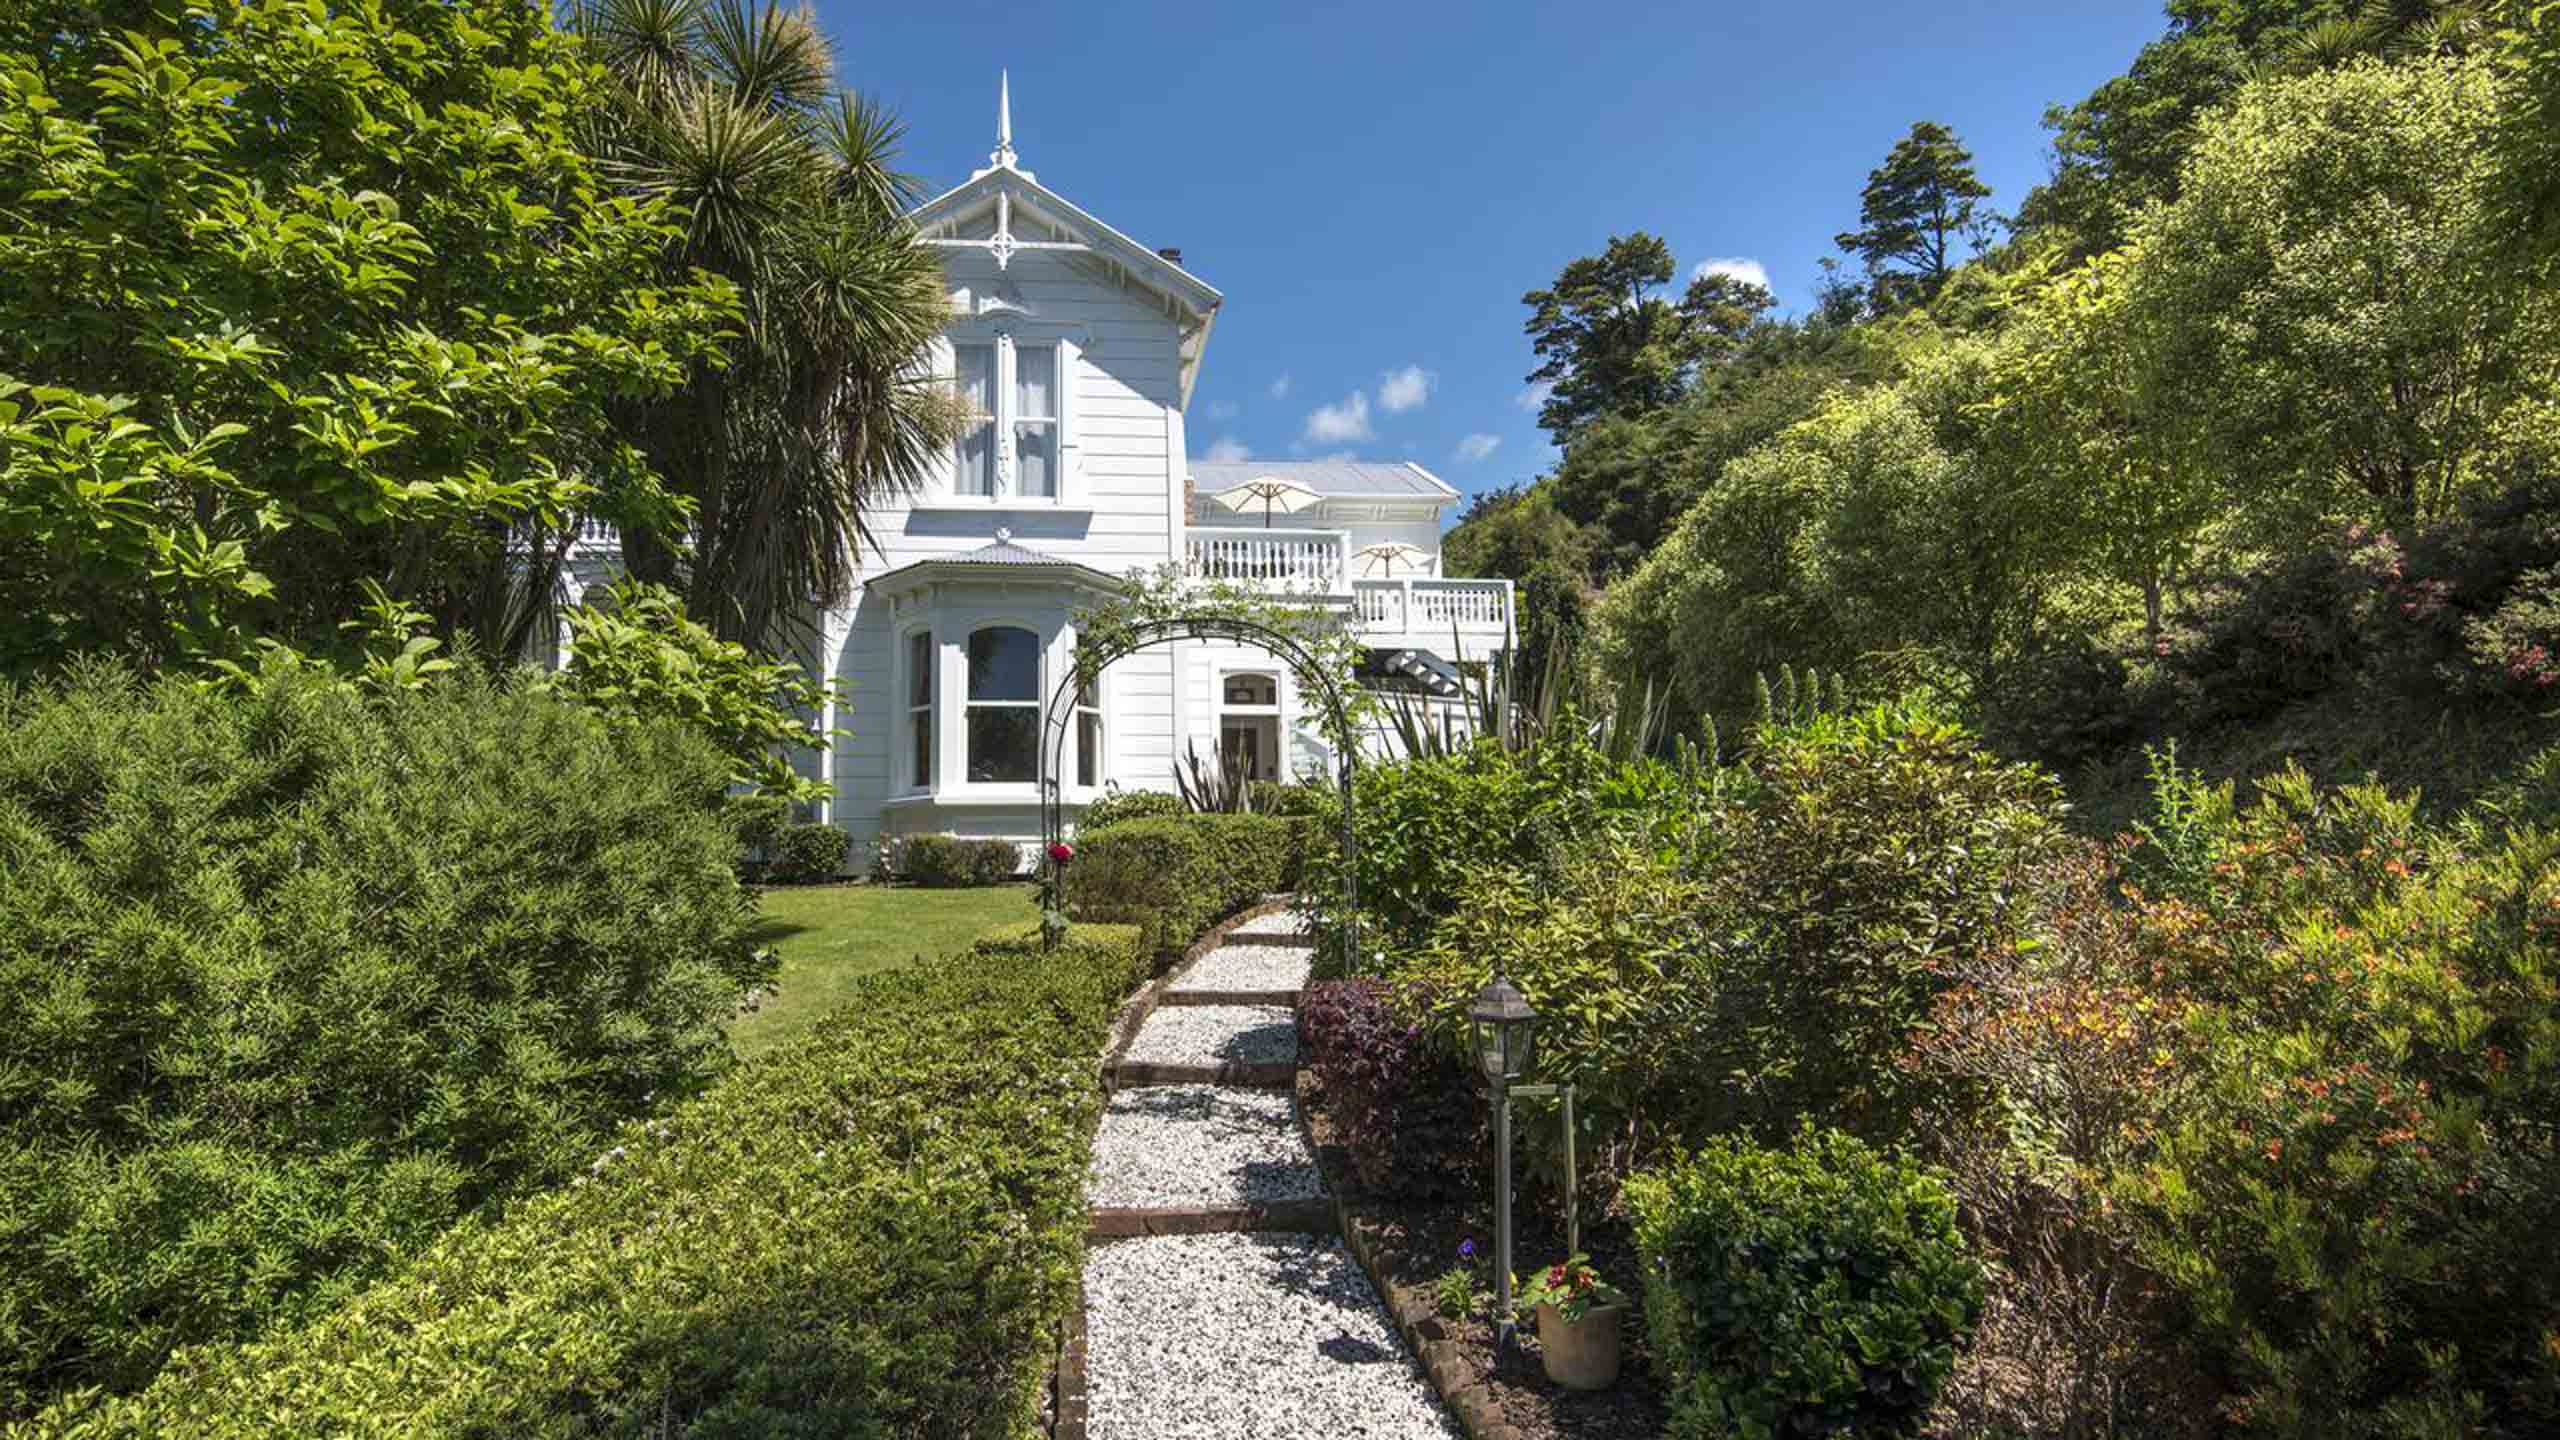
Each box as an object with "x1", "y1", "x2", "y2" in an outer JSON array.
[{"x1": 991, "y1": 70, "x2": 1017, "y2": 170}]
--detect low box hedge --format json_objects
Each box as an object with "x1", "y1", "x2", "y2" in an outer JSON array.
[
  {"x1": 1063, "y1": 812, "x2": 1314, "y2": 958},
  {"x1": 894, "y1": 832, "x2": 1022, "y2": 887},
  {"x1": 28, "y1": 925, "x2": 1147, "y2": 1438}
]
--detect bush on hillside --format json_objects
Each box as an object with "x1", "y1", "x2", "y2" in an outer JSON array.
[
  {"x1": 766, "y1": 821, "x2": 851, "y2": 883},
  {"x1": 0, "y1": 663, "x2": 769, "y2": 1414},
  {"x1": 1298, "y1": 980, "x2": 1482, "y2": 1198},
  {"x1": 1077, "y1": 787, "x2": 1182, "y2": 831},
  {"x1": 1628, "y1": 1128, "x2": 1982, "y2": 1440},
  {"x1": 28, "y1": 928, "x2": 1149, "y2": 1438},
  {"x1": 891, "y1": 832, "x2": 1020, "y2": 887},
  {"x1": 1704, "y1": 700, "x2": 2069, "y2": 1143},
  {"x1": 1063, "y1": 812, "x2": 1311, "y2": 959}
]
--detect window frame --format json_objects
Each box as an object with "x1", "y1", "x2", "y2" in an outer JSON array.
[
  {"x1": 901, "y1": 626, "x2": 935, "y2": 792},
  {"x1": 962, "y1": 624, "x2": 1044, "y2": 786},
  {"x1": 936, "y1": 325, "x2": 1077, "y2": 504},
  {"x1": 1073, "y1": 670, "x2": 1105, "y2": 789}
]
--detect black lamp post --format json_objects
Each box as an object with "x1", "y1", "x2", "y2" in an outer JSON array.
[{"x1": 1469, "y1": 972, "x2": 1538, "y2": 1356}]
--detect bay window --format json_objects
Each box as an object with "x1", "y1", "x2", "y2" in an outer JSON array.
[{"x1": 966, "y1": 626, "x2": 1040, "y2": 783}]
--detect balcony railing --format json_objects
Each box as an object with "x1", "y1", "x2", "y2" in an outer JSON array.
[
  {"x1": 1184, "y1": 528, "x2": 1349, "y2": 585},
  {"x1": 1351, "y1": 578, "x2": 1513, "y2": 644}
]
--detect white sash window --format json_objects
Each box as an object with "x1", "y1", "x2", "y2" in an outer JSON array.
[{"x1": 940, "y1": 329, "x2": 1077, "y2": 503}]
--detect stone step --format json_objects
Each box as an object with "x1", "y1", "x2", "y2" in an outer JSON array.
[
  {"x1": 1112, "y1": 1003, "x2": 1295, "y2": 1093},
  {"x1": 1170, "y1": 942, "x2": 1312, "y2": 999},
  {"x1": 1087, "y1": 1085, "x2": 1324, "y2": 1220},
  {"x1": 1222, "y1": 910, "x2": 1316, "y2": 948},
  {"x1": 1080, "y1": 1232, "x2": 1461, "y2": 1440}
]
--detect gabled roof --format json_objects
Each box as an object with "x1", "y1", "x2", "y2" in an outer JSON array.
[
  {"x1": 1189, "y1": 460, "x2": 1461, "y2": 504},
  {"x1": 867, "y1": 530, "x2": 1125, "y2": 598},
  {"x1": 908, "y1": 92, "x2": 1221, "y2": 407}
]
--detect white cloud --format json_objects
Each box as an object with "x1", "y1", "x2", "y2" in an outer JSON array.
[
  {"x1": 1513, "y1": 380, "x2": 1555, "y2": 414},
  {"x1": 1376, "y1": 364, "x2": 1434, "y2": 414},
  {"x1": 1268, "y1": 373, "x2": 1293, "y2": 400},
  {"x1": 1454, "y1": 432, "x2": 1501, "y2": 464},
  {"x1": 1302, "y1": 391, "x2": 1373, "y2": 445},
  {"x1": 1691, "y1": 256, "x2": 1772, "y2": 291},
  {"x1": 1207, "y1": 399, "x2": 1239, "y2": 420},
  {"x1": 1204, "y1": 435, "x2": 1250, "y2": 462}
]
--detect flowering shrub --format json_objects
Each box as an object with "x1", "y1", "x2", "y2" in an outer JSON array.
[
  {"x1": 1297, "y1": 980, "x2": 1481, "y2": 1198},
  {"x1": 1515, "y1": 1253, "x2": 1625, "y2": 1325},
  {"x1": 1629, "y1": 1127, "x2": 1981, "y2": 1440}
]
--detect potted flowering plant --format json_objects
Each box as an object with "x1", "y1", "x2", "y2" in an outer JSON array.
[{"x1": 1515, "y1": 1253, "x2": 1626, "y2": 1390}]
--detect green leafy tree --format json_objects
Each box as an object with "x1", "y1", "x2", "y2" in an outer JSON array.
[
  {"x1": 569, "y1": 0, "x2": 955, "y2": 651},
  {"x1": 1834, "y1": 121, "x2": 1994, "y2": 309},
  {"x1": 0, "y1": 0, "x2": 734, "y2": 677},
  {"x1": 2118, "y1": 56, "x2": 2557, "y2": 535},
  {"x1": 2491, "y1": 0, "x2": 2560, "y2": 266},
  {"x1": 1520, "y1": 233, "x2": 1773, "y2": 442},
  {"x1": 1441, "y1": 484, "x2": 1593, "y2": 701}
]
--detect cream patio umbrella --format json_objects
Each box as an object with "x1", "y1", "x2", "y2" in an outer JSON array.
[
  {"x1": 1211, "y1": 474, "x2": 1323, "y2": 528},
  {"x1": 1353, "y1": 541, "x2": 1434, "y2": 577}
]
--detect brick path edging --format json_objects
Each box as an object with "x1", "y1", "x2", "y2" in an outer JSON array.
[{"x1": 1297, "y1": 1076, "x2": 1524, "y2": 1440}]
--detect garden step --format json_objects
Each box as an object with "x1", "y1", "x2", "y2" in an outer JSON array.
[
  {"x1": 1114, "y1": 1003, "x2": 1296, "y2": 1094},
  {"x1": 1085, "y1": 1201, "x2": 1336, "y2": 1242},
  {"x1": 1169, "y1": 942, "x2": 1312, "y2": 1001},
  {"x1": 1222, "y1": 910, "x2": 1316, "y2": 948},
  {"x1": 1087, "y1": 1085, "x2": 1325, "y2": 1217},
  {"x1": 1081, "y1": 1232, "x2": 1461, "y2": 1440}
]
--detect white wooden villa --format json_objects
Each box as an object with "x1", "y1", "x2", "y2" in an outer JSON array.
[{"x1": 572, "y1": 80, "x2": 1511, "y2": 869}]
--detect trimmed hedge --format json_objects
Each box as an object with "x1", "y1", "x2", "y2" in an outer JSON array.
[
  {"x1": 1628, "y1": 1127, "x2": 1982, "y2": 1440},
  {"x1": 767, "y1": 820, "x2": 850, "y2": 882},
  {"x1": 896, "y1": 832, "x2": 1021, "y2": 887},
  {"x1": 1075, "y1": 787, "x2": 1182, "y2": 831},
  {"x1": 1063, "y1": 812, "x2": 1313, "y2": 958},
  {"x1": 30, "y1": 925, "x2": 1148, "y2": 1438},
  {"x1": 0, "y1": 664, "x2": 769, "y2": 1413}
]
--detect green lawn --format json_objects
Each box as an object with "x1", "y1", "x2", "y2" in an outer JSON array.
[{"x1": 730, "y1": 882, "x2": 1034, "y2": 1057}]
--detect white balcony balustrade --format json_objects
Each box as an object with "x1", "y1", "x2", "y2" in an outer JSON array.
[
  {"x1": 1350, "y1": 578, "x2": 1513, "y2": 646},
  {"x1": 1183, "y1": 528, "x2": 1349, "y2": 585}
]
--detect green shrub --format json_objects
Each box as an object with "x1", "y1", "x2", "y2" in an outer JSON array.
[
  {"x1": 0, "y1": 663, "x2": 769, "y2": 1415},
  {"x1": 28, "y1": 926, "x2": 1149, "y2": 1438},
  {"x1": 1628, "y1": 1128, "x2": 1982, "y2": 1440},
  {"x1": 1078, "y1": 787, "x2": 1182, "y2": 831},
  {"x1": 724, "y1": 792, "x2": 791, "y2": 854},
  {"x1": 894, "y1": 832, "x2": 1021, "y2": 887},
  {"x1": 764, "y1": 821, "x2": 850, "y2": 883},
  {"x1": 1245, "y1": 779, "x2": 1331, "y2": 817},
  {"x1": 1704, "y1": 699, "x2": 2068, "y2": 1141},
  {"x1": 1064, "y1": 813, "x2": 1311, "y2": 959}
]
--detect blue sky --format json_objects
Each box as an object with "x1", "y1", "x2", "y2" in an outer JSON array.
[{"x1": 821, "y1": 0, "x2": 2168, "y2": 505}]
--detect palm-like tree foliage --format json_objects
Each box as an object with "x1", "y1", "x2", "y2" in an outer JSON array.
[{"x1": 564, "y1": 0, "x2": 952, "y2": 651}]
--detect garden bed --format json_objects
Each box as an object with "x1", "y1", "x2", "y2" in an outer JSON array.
[{"x1": 1300, "y1": 1083, "x2": 1670, "y2": 1440}]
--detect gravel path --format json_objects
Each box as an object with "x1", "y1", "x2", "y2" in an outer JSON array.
[
  {"x1": 1228, "y1": 910, "x2": 1313, "y2": 941},
  {"x1": 1172, "y1": 943, "x2": 1313, "y2": 995},
  {"x1": 1122, "y1": 1004, "x2": 1297, "y2": 1068},
  {"x1": 1087, "y1": 1086, "x2": 1321, "y2": 1208},
  {"x1": 1083, "y1": 1232, "x2": 1461, "y2": 1440}
]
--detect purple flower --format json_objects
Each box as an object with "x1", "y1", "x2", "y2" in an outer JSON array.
[{"x1": 1458, "y1": 1239, "x2": 1476, "y2": 1260}]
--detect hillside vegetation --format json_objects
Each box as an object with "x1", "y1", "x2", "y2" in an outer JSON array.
[{"x1": 1451, "y1": 2, "x2": 2560, "y2": 820}]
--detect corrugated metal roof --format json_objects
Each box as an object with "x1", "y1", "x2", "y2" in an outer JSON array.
[{"x1": 1189, "y1": 460, "x2": 1458, "y2": 501}]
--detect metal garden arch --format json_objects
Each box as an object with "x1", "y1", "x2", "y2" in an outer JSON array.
[{"x1": 1036, "y1": 615, "x2": 1359, "y2": 961}]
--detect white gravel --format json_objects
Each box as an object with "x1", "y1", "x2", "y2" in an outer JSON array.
[
  {"x1": 1123, "y1": 1004, "x2": 1298, "y2": 1068},
  {"x1": 1087, "y1": 1086, "x2": 1323, "y2": 1209},
  {"x1": 1173, "y1": 944, "x2": 1313, "y2": 996},
  {"x1": 1083, "y1": 1232, "x2": 1461, "y2": 1440},
  {"x1": 1228, "y1": 910, "x2": 1314, "y2": 941}
]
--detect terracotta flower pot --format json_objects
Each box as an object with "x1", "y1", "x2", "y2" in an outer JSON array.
[{"x1": 1533, "y1": 1300, "x2": 1623, "y2": 1390}]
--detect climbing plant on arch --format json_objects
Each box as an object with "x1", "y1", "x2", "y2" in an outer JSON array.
[{"x1": 1038, "y1": 568, "x2": 1371, "y2": 957}]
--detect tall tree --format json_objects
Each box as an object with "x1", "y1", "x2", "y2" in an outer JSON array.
[
  {"x1": 1519, "y1": 233, "x2": 1773, "y2": 443},
  {"x1": 1834, "y1": 121, "x2": 1993, "y2": 309},
  {"x1": 0, "y1": 0, "x2": 732, "y2": 677},
  {"x1": 570, "y1": 0, "x2": 954, "y2": 652}
]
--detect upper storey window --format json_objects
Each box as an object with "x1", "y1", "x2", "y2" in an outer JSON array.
[{"x1": 949, "y1": 333, "x2": 1067, "y2": 502}]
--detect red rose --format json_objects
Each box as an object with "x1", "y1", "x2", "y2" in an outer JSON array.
[{"x1": 1047, "y1": 841, "x2": 1075, "y2": 864}]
